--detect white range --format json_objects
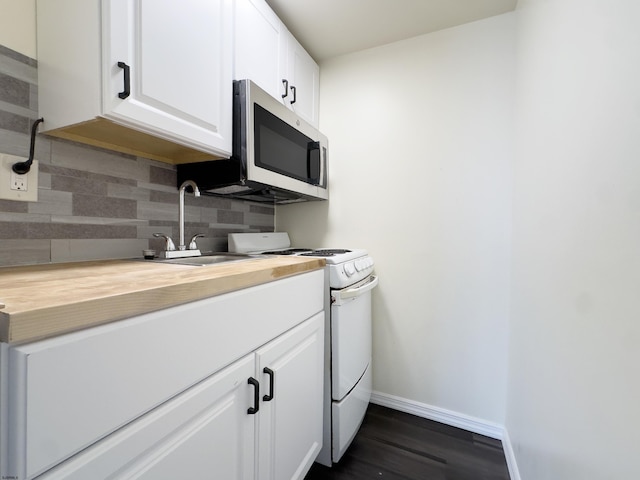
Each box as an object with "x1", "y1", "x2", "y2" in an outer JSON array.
[{"x1": 228, "y1": 232, "x2": 379, "y2": 466}]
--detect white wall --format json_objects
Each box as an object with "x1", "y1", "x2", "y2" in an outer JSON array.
[
  {"x1": 507, "y1": 0, "x2": 640, "y2": 478},
  {"x1": 0, "y1": 0, "x2": 36, "y2": 57},
  {"x1": 277, "y1": 13, "x2": 515, "y2": 424}
]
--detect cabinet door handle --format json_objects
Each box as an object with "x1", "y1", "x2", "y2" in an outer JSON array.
[
  {"x1": 117, "y1": 61, "x2": 130, "y2": 99},
  {"x1": 247, "y1": 377, "x2": 260, "y2": 414},
  {"x1": 290, "y1": 85, "x2": 297, "y2": 105},
  {"x1": 263, "y1": 367, "x2": 275, "y2": 402},
  {"x1": 281, "y1": 79, "x2": 289, "y2": 99}
]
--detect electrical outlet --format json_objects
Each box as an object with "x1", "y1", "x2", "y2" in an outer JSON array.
[
  {"x1": 11, "y1": 171, "x2": 28, "y2": 191},
  {"x1": 0, "y1": 154, "x2": 39, "y2": 202}
]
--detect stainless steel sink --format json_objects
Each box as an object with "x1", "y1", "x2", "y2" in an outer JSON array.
[{"x1": 148, "y1": 253, "x2": 269, "y2": 267}]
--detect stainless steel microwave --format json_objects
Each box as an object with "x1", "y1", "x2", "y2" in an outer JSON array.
[{"x1": 177, "y1": 79, "x2": 328, "y2": 204}]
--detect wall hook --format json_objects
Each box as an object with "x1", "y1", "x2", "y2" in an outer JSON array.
[{"x1": 12, "y1": 117, "x2": 44, "y2": 175}]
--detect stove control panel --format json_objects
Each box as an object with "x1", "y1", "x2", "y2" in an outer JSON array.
[{"x1": 330, "y1": 256, "x2": 375, "y2": 289}]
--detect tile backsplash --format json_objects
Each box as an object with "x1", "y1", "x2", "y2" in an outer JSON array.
[{"x1": 0, "y1": 45, "x2": 274, "y2": 267}]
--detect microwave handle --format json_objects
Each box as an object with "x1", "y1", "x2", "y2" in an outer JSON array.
[{"x1": 307, "y1": 141, "x2": 321, "y2": 185}]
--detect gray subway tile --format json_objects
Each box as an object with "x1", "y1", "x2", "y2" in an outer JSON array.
[
  {"x1": 0, "y1": 221, "x2": 29, "y2": 238},
  {"x1": 107, "y1": 183, "x2": 150, "y2": 202},
  {"x1": 0, "y1": 128, "x2": 52, "y2": 160},
  {"x1": 0, "y1": 239, "x2": 50, "y2": 266},
  {"x1": 250, "y1": 204, "x2": 275, "y2": 215},
  {"x1": 149, "y1": 164, "x2": 176, "y2": 187},
  {"x1": 28, "y1": 223, "x2": 137, "y2": 240},
  {"x1": 51, "y1": 239, "x2": 147, "y2": 263},
  {"x1": 52, "y1": 175, "x2": 108, "y2": 195},
  {"x1": 50, "y1": 139, "x2": 146, "y2": 181},
  {"x1": 0, "y1": 45, "x2": 37, "y2": 68},
  {"x1": 0, "y1": 110, "x2": 29, "y2": 134},
  {"x1": 149, "y1": 190, "x2": 177, "y2": 204},
  {"x1": 73, "y1": 194, "x2": 137, "y2": 219},
  {"x1": 0, "y1": 199, "x2": 28, "y2": 213},
  {"x1": 0, "y1": 52, "x2": 37, "y2": 85},
  {"x1": 28, "y1": 189, "x2": 73, "y2": 216},
  {"x1": 0, "y1": 72, "x2": 30, "y2": 107},
  {"x1": 218, "y1": 209, "x2": 244, "y2": 225},
  {"x1": 137, "y1": 201, "x2": 177, "y2": 222}
]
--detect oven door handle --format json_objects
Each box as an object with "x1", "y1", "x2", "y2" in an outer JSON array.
[{"x1": 340, "y1": 275, "x2": 379, "y2": 300}]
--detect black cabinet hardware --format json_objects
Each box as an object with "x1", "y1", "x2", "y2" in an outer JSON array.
[
  {"x1": 247, "y1": 377, "x2": 260, "y2": 414},
  {"x1": 263, "y1": 367, "x2": 275, "y2": 402},
  {"x1": 290, "y1": 85, "x2": 297, "y2": 104},
  {"x1": 117, "y1": 61, "x2": 130, "y2": 99},
  {"x1": 282, "y1": 79, "x2": 289, "y2": 99}
]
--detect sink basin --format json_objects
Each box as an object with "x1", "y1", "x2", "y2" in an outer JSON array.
[{"x1": 148, "y1": 253, "x2": 269, "y2": 267}]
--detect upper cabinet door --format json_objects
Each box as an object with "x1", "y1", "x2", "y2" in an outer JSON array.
[
  {"x1": 284, "y1": 31, "x2": 320, "y2": 128},
  {"x1": 234, "y1": 0, "x2": 320, "y2": 128},
  {"x1": 234, "y1": 0, "x2": 288, "y2": 101},
  {"x1": 104, "y1": 0, "x2": 233, "y2": 157}
]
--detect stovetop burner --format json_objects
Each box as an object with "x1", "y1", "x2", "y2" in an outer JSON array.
[
  {"x1": 261, "y1": 248, "x2": 313, "y2": 255},
  {"x1": 300, "y1": 249, "x2": 352, "y2": 257}
]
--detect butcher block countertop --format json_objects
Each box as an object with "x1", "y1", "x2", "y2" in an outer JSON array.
[{"x1": 0, "y1": 256, "x2": 325, "y2": 344}]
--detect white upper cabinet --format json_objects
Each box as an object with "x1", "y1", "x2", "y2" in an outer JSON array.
[
  {"x1": 234, "y1": 0, "x2": 320, "y2": 128},
  {"x1": 36, "y1": 0, "x2": 233, "y2": 164},
  {"x1": 284, "y1": 30, "x2": 320, "y2": 128},
  {"x1": 233, "y1": 0, "x2": 287, "y2": 102},
  {"x1": 104, "y1": 0, "x2": 232, "y2": 155}
]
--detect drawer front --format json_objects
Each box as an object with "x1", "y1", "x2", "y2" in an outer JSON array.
[{"x1": 8, "y1": 270, "x2": 323, "y2": 478}]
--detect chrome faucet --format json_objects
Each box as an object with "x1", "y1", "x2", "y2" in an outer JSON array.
[
  {"x1": 152, "y1": 180, "x2": 204, "y2": 259},
  {"x1": 178, "y1": 180, "x2": 200, "y2": 251}
]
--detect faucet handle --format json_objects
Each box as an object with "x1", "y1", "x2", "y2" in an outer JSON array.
[
  {"x1": 189, "y1": 233, "x2": 205, "y2": 250},
  {"x1": 153, "y1": 233, "x2": 176, "y2": 251}
]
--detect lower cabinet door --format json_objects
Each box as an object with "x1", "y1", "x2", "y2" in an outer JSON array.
[
  {"x1": 256, "y1": 312, "x2": 325, "y2": 480},
  {"x1": 38, "y1": 354, "x2": 256, "y2": 480}
]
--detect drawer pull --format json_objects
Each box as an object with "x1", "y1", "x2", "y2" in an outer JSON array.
[
  {"x1": 117, "y1": 61, "x2": 130, "y2": 99},
  {"x1": 263, "y1": 367, "x2": 275, "y2": 402},
  {"x1": 247, "y1": 377, "x2": 259, "y2": 414}
]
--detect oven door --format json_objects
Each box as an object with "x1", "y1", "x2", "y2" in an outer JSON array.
[{"x1": 330, "y1": 275, "x2": 378, "y2": 401}]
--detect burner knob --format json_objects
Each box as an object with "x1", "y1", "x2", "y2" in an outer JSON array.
[{"x1": 344, "y1": 262, "x2": 355, "y2": 277}]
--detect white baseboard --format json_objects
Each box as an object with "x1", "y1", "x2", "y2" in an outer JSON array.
[
  {"x1": 501, "y1": 428, "x2": 522, "y2": 480},
  {"x1": 370, "y1": 391, "x2": 521, "y2": 480},
  {"x1": 370, "y1": 390, "x2": 504, "y2": 439}
]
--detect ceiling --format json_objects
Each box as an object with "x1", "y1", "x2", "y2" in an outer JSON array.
[{"x1": 265, "y1": 0, "x2": 518, "y2": 62}]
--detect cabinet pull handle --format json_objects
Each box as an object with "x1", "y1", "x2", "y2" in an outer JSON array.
[
  {"x1": 281, "y1": 79, "x2": 289, "y2": 99},
  {"x1": 247, "y1": 377, "x2": 260, "y2": 414},
  {"x1": 117, "y1": 61, "x2": 130, "y2": 99},
  {"x1": 263, "y1": 367, "x2": 275, "y2": 402},
  {"x1": 290, "y1": 85, "x2": 297, "y2": 104}
]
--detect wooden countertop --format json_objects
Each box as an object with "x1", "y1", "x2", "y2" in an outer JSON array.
[{"x1": 0, "y1": 256, "x2": 325, "y2": 344}]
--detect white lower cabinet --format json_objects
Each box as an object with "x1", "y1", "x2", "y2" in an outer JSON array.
[
  {"x1": 256, "y1": 313, "x2": 324, "y2": 480},
  {"x1": 37, "y1": 354, "x2": 257, "y2": 480},
  {"x1": 1, "y1": 270, "x2": 324, "y2": 480}
]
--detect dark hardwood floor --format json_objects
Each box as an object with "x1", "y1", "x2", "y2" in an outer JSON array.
[{"x1": 304, "y1": 404, "x2": 510, "y2": 480}]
